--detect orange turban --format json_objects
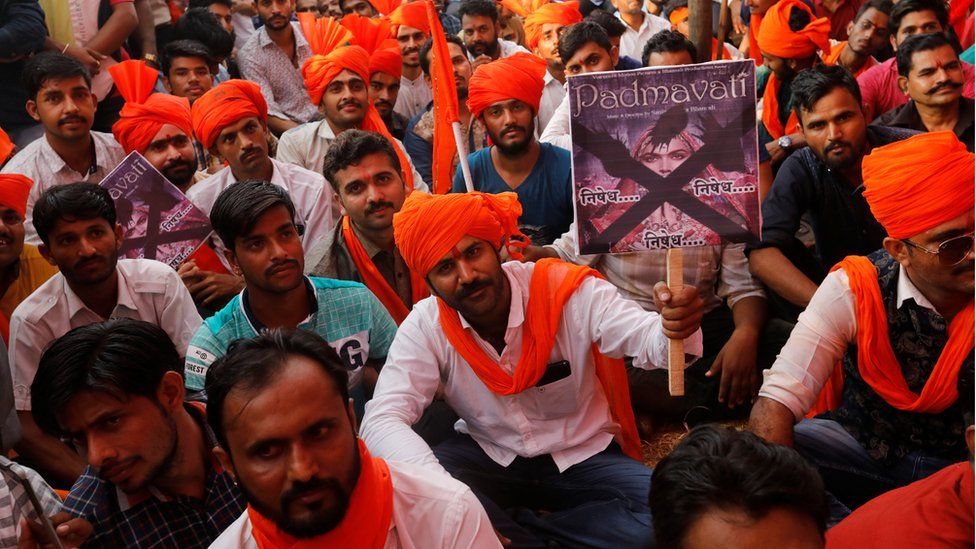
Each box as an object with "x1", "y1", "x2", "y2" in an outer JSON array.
[
  {"x1": 390, "y1": 2, "x2": 431, "y2": 33},
  {"x1": 303, "y1": 45, "x2": 372, "y2": 106},
  {"x1": 668, "y1": 6, "x2": 689, "y2": 26},
  {"x1": 340, "y1": 14, "x2": 403, "y2": 80},
  {"x1": 394, "y1": 191, "x2": 527, "y2": 276},
  {"x1": 861, "y1": 132, "x2": 975, "y2": 239},
  {"x1": 367, "y1": 0, "x2": 401, "y2": 15},
  {"x1": 191, "y1": 80, "x2": 268, "y2": 149},
  {"x1": 0, "y1": 128, "x2": 13, "y2": 165},
  {"x1": 0, "y1": 175, "x2": 33, "y2": 220},
  {"x1": 757, "y1": 0, "x2": 830, "y2": 59},
  {"x1": 467, "y1": 53, "x2": 547, "y2": 118},
  {"x1": 108, "y1": 60, "x2": 194, "y2": 154},
  {"x1": 370, "y1": 48, "x2": 403, "y2": 79},
  {"x1": 524, "y1": 1, "x2": 582, "y2": 51}
]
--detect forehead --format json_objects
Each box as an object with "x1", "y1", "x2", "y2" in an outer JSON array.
[
  {"x1": 855, "y1": 7, "x2": 887, "y2": 24},
  {"x1": 910, "y1": 44, "x2": 959, "y2": 69},
  {"x1": 38, "y1": 75, "x2": 90, "y2": 94},
  {"x1": 648, "y1": 50, "x2": 693, "y2": 67},
  {"x1": 331, "y1": 69, "x2": 365, "y2": 84},
  {"x1": 447, "y1": 42, "x2": 466, "y2": 58},
  {"x1": 170, "y1": 55, "x2": 210, "y2": 69},
  {"x1": 217, "y1": 115, "x2": 262, "y2": 137},
  {"x1": 462, "y1": 14, "x2": 494, "y2": 26},
  {"x1": 898, "y1": 9, "x2": 939, "y2": 31},
  {"x1": 567, "y1": 42, "x2": 610, "y2": 65},
  {"x1": 370, "y1": 71, "x2": 398, "y2": 85},
  {"x1": 397, "y1": 24, "x2": 424, "y2": 38},
  {"x1": 49, "y1": 215, "x2": 112, "y2": 237},
  {"x1": 151, "y1": 123, "x2": 190, "y2": 143},
  {"x1": 800, "y1": 86, "x2": 860, "y2": 120},
  {"x1": 58, "y1": 390, "x2": 135, "y2": 432},
  {"x1": 208, "y1": 3, "x2": 231, "y2": 14},
  {"x1": 243, "y1": 204, "x2": 294, "y2": 236},
  {"x1": 335, "y1": 151, "x2": 398, "y2": 183}
]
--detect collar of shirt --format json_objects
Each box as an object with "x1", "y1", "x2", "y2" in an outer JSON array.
[
  {"x1": 62, "y1": 266, "x2": 138, "y2": 320},
  {"x1": 240, "y1": 276, "x2": 319, "y2": 333},
  {"x1": 257, "y1": 21, "x2": 309, "y2": 54},
  {"x1": 895, "y1": 263, "x2": 937, "y2": 312},
  {"x1": 37, "y1": 133, "x2": 103, "y2": 178},
  {"x1": 315, "y1": 119, "x2": 338, "y2": 141},
  {"x1": 402, "y1": 73, "x2": 425, "y2": 86},
  {"x1": 456, "y1": 266, "x2": 527, "y2": 337},
  {"x1": 886, "y1": 99, "x2": 974, "y2": 136},
  {"x1": 618, "y1": 11, "x2": 652, "y2": 34}
]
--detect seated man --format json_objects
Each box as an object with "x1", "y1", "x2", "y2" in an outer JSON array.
[
  {"x1": 749, "y1": 132, "x2": 974, "y2": 512},
  {"x1": 30, "y1": 319, "x2": 245, "y2": 547},
  {"x1": 873, "y1": 32, "x2": 975, "y2": 151},
  {"x1": 1, "y1": 53, "x2": 125, "y2": 245},
  {"x1": 826, "y1": 365, "x2": 974, "y2": 548},
  {"x1": 523, "y1": 1, "x2": 582, "y2": 132},
  {"x1": 390, "y1": 2, "x2": 433, "y2": 121},
  {"x1": 822, "y1": 0, "x2": 892, "y2": 78},
  {"x1": 459, "y1": 0, "x2": 529, "y2": 71},
  {"x1": 452, "y1": 54, "x2": 573, "y2": 246},
  {"x1": 205, "y1": 329, "x2": 499, "y2": 548},
  {"x1": 360, "y1": 191, "x2": 705, "y2": 547},
  {"x1": 747, "y1": 65, "x2": 913, "y2": 314},
  {"x1": 8, "y1": 183, "x2": 201, "y2": 487},
  {"x1": 159, "y1": 39, "x2": 222, "y2": 173},
  {"x1": 650, "y1": 425, "x2": 828, "y2": 548},
  {"x1": 184, "y1": 181, "x2": 396, "y2": 419},
  {"x1": 609, "y1": 0, "x2": 670, "y2": 61},
  {"x1": 642, "y1": 28, "x2": 697, "y2": 66}
]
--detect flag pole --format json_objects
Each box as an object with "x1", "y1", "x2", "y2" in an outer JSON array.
[{"x1": 452, "y1": 121, "x2": 474, "y2": 192}]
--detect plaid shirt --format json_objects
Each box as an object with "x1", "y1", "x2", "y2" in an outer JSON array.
[
  {"x1": 62, "y1": 403, "x2": 245, "y2": 549},
  {"x1": 0, "y1": 457, "x2": 61, "y2": 547}
]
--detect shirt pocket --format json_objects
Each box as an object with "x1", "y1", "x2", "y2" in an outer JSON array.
[{"x1": 520, "y1": 370, "x2": 579, "y2": 421}]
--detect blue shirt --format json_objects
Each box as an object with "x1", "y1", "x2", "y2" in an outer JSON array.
[{"x1": 451, "y1": 143, "x2": 574, "y2": 245}]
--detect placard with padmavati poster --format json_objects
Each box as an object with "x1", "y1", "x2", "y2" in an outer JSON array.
[{"x1": 568, "y1": 59, "x2": 761, "y2": 255}]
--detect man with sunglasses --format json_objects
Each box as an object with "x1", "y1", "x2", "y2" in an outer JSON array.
[{"x1": 750, "y1": 131, "x2": 974, "y2": 519}]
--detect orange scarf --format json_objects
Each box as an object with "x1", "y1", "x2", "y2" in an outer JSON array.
[
  {"x1": 341, "y1": 216, "x2": 429, "y2": 325},
  {"x1": 747, "y1": 13, "x2": 763, "y2": 65},
  {"x1": 436, "y1": 258, "x2": 642, "y2": 461},
  {"x1": 822, "y1": 42, "x2": 875, "y2": 77},
  {"x1": 248, "y1": 440, "x2": 393, "y2": 549},
  {"x1": 808, "y1": 256, "x2": 975, "y2": 416},
  {"x1": 761, "y1": 73, "x2": 799, "y2": 140}
]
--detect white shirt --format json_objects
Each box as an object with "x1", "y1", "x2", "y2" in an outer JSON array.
[
  {"x1": 186, "y1": 158, "x2": 334, "y2": 254},
  {"x1": 465, "y1": 38, "x2": 530, "y2": 62},
  {"x1": 209, "y1": 459, "x2": 501, "y2": 549},
  {"x1": 1, "y1": 132, "x2": 126, "y2": 246},
  {"x1": 758, "y1": 264, "x2": 936, "y2": 421},
  {"x1": 361, "y1": 261, "x2": 702, "y2": 473},
  {"x1": 538, "y1": 70, "x2": 565, "y2": 135},
  {"x1": 393, "y1": 73, "x2": 433, "y2": 120},
  {"x1": 7, "y1": 259, "x2": 202, "y2": 410},
  {"x1": 539, "y1": 93, "x2": 572, "y2": 151},
  {"x1": 617, "y1": 12, "x2": 670, "y2": 61}
]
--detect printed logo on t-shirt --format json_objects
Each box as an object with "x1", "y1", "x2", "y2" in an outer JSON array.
[{"x1": 330, "y1": 331, "x2": 370, "y2": 371}]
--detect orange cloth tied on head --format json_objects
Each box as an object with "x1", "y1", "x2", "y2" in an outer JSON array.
[
  {"x1": 191, "y1": 80, "x2": 268, "y2": 150},
  {"x1": 303, "y1": 45, "x2": 372, "y2": 106},
  {"x1": 0, "y1": 128, "x2": 13, "y2": 165},
  {"x1": 668, "y1": 6, "x2": 689, "y2": 26},
  {"x1": 109, "y1": 60, "x2": 194, "y2": 155},
  {"x1": 370, "y1": 48, "x2": 404, "y2": 79},
  {"x1": 524, "y1": 1, "x2": 581, "y2": 51},
  {"x1": 341, "y1": 14, "x2": 404, "y2": 80},
  {"x1": 467, "y1": 53, "x2": 547, "y2": 118},
  {"x1": 757, "y1": 0, "x2": 830, "y2": 59},
  {"x1": 862, "y1": 131, "x2": 975, "y2": 239},
  {"x1": 390, "y1": 1, "x2": 431, "y2": 33},
  {"x1": 0, "y1": 174, "x2": 33, "y2": 220}
]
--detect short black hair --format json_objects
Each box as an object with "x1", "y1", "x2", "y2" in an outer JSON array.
[
  {"x1": 896, "y1": 31, "x2": 955, "y2": 76},
  {"x1": 22, "y1": 52, "x2": 92, "y2": 101},
  {"x1": 31, "y1": 319, "x2": 182, "y2": 437},
  {"x1": 650, "y1": 425, "x2": 828, "y2": 548},
  {"x1": 322, "y1": 130, "x2": 403, "y2": 193},
  {"x1": 558, "y1": 21, "x2": 612, "y2": 64},
  {"x1": 642, "y1": 29, "x2": 697, "y2": 66},
  {"x1": 584, "y1": 9, "x2": 627, "y2": 39},
  {"x1": 188, "y1": 0, "x2": 233, "y2": 7},
  {"x1": 173, "y1": 7, "x2": 235, "y2": 60},
  {"x1": 854, "y1": 0, "x2": 893, "y2": 24},
  {"x1": 459, "y1": 0, "x2": 498, "y2": 22},
  {"x1": 420, "y1": 34, "x2": 468, "y2": 76},
  {"x1": 33, "y1": 183, "x2": 117, "y2": 247},
  {"x1": 161, "y1": 39, "x2": 217, "y2": 77},
  {"x1": 205, "y1": 328, "x2": 351, "y2": 451},
  {"x1": 790, "y1": 64, "x2": 863, "y2": 123},
  {"x1": 959, "y1": 363, "x2": 974, "y2": 427},
  {"x1": 889, "y1": 0, "x2": 948, "y2": 37},
  {"x1": 210, "y1": 180, "x2": 299, "y2": 251}
]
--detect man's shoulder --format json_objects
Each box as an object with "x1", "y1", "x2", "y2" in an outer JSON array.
[
  {"x1": 91, "y1": 131, "x2": 124, "y2": 152},
  {"x1": 389, "y1": 459, "x2": 475, "y2": 505},
  {"x1": 237, "y1": 28, "x2": 266, "y2": 57},
  {"x1": 1, "y1": 137, "x2": 46, "y2": 173},
  {"x1": 272, "y1": 158, "x2": 326, "y2": 187},
  {"x1": 62, "y1": 467, "x2": 116, "y2": 523},
  {"x1": 208, "y1": 511, "x2": 254, "y2": 549},
  {"x1": 278, "y1": 120, "x2": 324, "y2": 145},
  {"x1": 10, "y1": 272, "x2": 65, "y2": 324},
  {"x1": 117, "y1": 259, "x2": 179, "y2": 293},
  {"x1": 309, "y1": 276, "x2": 374, "y2": 309},
  {"x1": 858, "y1": 56, "x2": 894, "y2": 83},
  {"x1": 866, "y1": 123, "x2": 920, "y2": 146},
  {"x1": 199, "y1": 294, "x2": 246, "y2": 340}
]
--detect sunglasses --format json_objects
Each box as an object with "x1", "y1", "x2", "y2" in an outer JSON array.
[{"x1": 902, "y1": 232, "x2": 975, "y2": 266}]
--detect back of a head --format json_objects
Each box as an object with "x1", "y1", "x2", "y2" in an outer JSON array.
[
  {"x1": 650, "y1": 425, "x2": 828, "y2": 548},
  {"x1": 32, "y1": 183, "x2": 116, "y2": 247},
  {"x1": 22, "y1": 52, "x2": 92, "y2": 101},
  {"x1": 558, "y1": 21, "x2": 612, "y2": 64},
  {"x1": 584, "y1": 9, "x2": 627, "y2": 39},
  {"x1": 459, "y1": 0, "x2": 498, "y2": 21},
  {"x1": 174, "y1": 7, "x2": 235, "y2": 61},
  {"x1": 30, "y1": 319, "x2": 182, "y2": 437},
  {"x1": 420, "y1": 34, "x2": 468, "y2": 76},
  {"x1": 322, "y1": 129, "x2": 402, "y2": 192},
  {"x1": 162, "y1": 39, "x2": 217, "y2": 76},
  {"x1": 896, "y1": 31, "x2": 954, "y2": 76},
  {"x1": 790, "y1": 64, "x2": 862, "y2": 122},
  {"x1": 642, "y1": 29, "x2": 697, "y2": 66},
  {"x1": 888, "y1": 0, "x2": 948, "y2": 36},
  {"x1": 210, "y1": 180, "x2": 298, "y2": 251},
  {"x1": 205, "y1": 328, "x2": 351, "y2": 451}
]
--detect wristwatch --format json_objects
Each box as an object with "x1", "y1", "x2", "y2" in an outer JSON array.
[
  {"x1": 142, "y1": 53, "x2": 159, "y2": 67},
  {"x1": 777, "y1": 135, "x2": 793, "y2": 151}
]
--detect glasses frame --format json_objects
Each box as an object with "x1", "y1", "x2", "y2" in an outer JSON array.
[{"x1": 901, "y1": 232, "x2": 975, "y2": 266}]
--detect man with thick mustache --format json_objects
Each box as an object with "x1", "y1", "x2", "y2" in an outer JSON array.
[
  {"x1": 451, "y1": 54, "x2": 573, "y2": 246},
  {"x1": 459, "y1": 0, "x2": 529, "y2": 71},
  {"x1": 874, "y1": 32, "x2": 974, "y2": 152},
  {"x1": 2, "y1": 53, "x2": 125, "y2": 246}
]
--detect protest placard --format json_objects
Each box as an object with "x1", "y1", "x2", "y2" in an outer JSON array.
[
  {"x1": 99, "y1": 152, "x2": 214, "y2": 269},
  {"x1": 568, "y1": 59, "x2": 760, "y2": 256}
]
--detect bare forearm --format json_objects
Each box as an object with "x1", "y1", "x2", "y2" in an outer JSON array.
[
  {"x1": 730, "y1": 295, "x2": 766, "y2": 337},
  {"x1": 133, "y1": 0, "x2": 158, "y2": 57},
  {"x1": 748, "y1": 396, "x2": 796, "y2": 447},
  {"x1": 14, "y1": 412, "x2": 86, "y2": 488},
  {"x1": 267, "y1": 116, "x2": 299, "y2": 136},
  {"x1": 86, "y1": 3, "x2": 139, "y2": 55},
  {"x1": 748, "y1": 247, "x2": 818, "y2": 307}
]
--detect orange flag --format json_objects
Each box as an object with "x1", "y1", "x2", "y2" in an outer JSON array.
[{"x1": 425, "y1": 0, "x2": 461, "y2": 194}]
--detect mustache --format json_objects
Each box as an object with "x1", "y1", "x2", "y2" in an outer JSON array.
[
  {"x1": 280, "y1": 477, "x2": 340, "y2": 508},
  {"x1": 75, "y1": 255, "x2": 105, "y2": 269},
  {"x1": 455, "y1": 278, "x2": 492, "y2": 300},
  {"x1": 162, "y1": 158, "x2": 196, "y2": 172},
  {"x1": 265, "y1": 258, "x2": 299, "y2": 278},
  {"x1": 824, "y1": 139, "x2": 851, "y2": 154},
  {"x1": 500, "y1": 124, "x2": 525, "y2": 137},
  {"x1": 365, "y1": 200, "x2": 395, "y2": 215},
  {"x1": 58, "y1": 115, "x2": 86, "y2": 126},
  {"x1": 338, "y1": 99, "x2": 362, "y2": 110},
  {"x1": 402, "y1": 47, "x2": 419, "y2": 56},
  {"x1": 926, "y1": 80, "x2": 963, "y2": 95}
]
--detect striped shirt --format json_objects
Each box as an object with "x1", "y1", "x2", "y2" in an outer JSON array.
[{"x1": 0, "y1": 457, "x2": 61, "y2": 548}]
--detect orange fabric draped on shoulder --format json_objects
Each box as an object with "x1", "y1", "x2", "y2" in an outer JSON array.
[
  {"x1": 761, "y1": 73, "x2": 799, "y2": 140},
  {"x1": 247, "y1": 440, "x2": 393, "y2": 549},
  {"x1": 466, "y1": 53, "x2": 547, "y2": 118},
  {"x1": 747, "y1": 13, "x2": 763, "y2": 65},
  {"x1": 524, "y1": 1, "x2": 581, "y2": 51},
  {"x1": 342, "y1": 216, "x2": 429, "y2": 325},
  {"x1": 191, "y1": 80, "x2": 268, "y2": 150},
  {"x1": 756, "y1": 0, "x2": 830, "y2": 59},
  {"x1": 0, "y1": 174, "x2": 34, "y2": 220},
  {"x1": 109, "y1": 60, "x2": 194, "y2": 154}
]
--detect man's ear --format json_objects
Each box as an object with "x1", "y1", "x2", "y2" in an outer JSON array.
[
  {"x1": 882, "y1": 236, "x2": 911, "y2": 268},
  {"x1": 114, "y1": 223, "x2": 124, "y2": 248},
  {"x1": 333, "y1": 190, "x2": 347, "y2": 216},
  {"x1": 38, "y1": 243, "x2": 56, "y2": 266},
  {"x1": 897, "y1": 75, "x2": 909, "y2": 95},
  {"x1": 162, "y1": 76, "x2": 172, "y2": 93},
  {"x1": 890, "y1": 33, "x2": 898, "y2": 51},
  {"x1": 610, "y1": 45, "x2": 620, "y2": 67},
  {"x1": 25, "y1": 100, "x2": 40, "y2": 123},
  {"x1": 213, "y1": 446, "x2": 236, "y2": 480},
  {"x1": 347, "y1": 398, "x2": 358, "y2": 434},
  {"x1": 223, "y1": 246, "x2": 241, "y2": 275},
  {"x1": 156, "y1": 371, "x2": 186, "y2": 414}
]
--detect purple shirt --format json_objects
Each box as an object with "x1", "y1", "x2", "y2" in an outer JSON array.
[{"x1": 857, "y1": 56, "x2": 976, "y2": 121}]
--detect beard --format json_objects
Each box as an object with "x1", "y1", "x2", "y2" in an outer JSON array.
[
  {"x1": 491, "y1": 119, "x2": 535, "y2": 156},
  {"x1": 161, "y1": 158, "x2": 197, "y2": 189}
]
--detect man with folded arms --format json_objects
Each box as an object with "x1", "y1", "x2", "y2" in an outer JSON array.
[
  {"x1": 361, "y1": 191, "x2": 704, "y2": 547},
  {"x1": 750, "y1": 131, "x2": 975, "y2": 513}
]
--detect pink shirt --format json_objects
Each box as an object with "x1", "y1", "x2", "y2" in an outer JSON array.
[{"x1": 857, "y1": 56, "x2": 976, "y2": 121}]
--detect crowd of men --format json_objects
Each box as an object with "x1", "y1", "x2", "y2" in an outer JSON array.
[{"x1": 0, "y1": 0, "x2": 972, "y2": 546}]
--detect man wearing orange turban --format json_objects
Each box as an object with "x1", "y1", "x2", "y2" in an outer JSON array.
[
  {"x1": 391, "y1": 2, "x2": 434, "y2": 120},
  {"x1": 750, "y1": 131, "x2": 975, "y2": 518},
  {"x1": 524, "y1": 1, "x2": 582, "y2": 131},
  {"x1": 340, "y1": 14, "x2": 409, "y2": 139},
  {"x1": 360, "y1": 190, "x2": 704, "y2": 547}
]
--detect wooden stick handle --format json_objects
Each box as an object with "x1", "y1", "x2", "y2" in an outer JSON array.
[{"x1": 667, "y1": 248, "x2": 685, "y2": 396}]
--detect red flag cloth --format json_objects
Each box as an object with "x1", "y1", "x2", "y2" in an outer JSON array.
[
  {"x1": 0, "y1": 174, "x2": 33, "y2": 220},
  {"x1": 0, "y1": 127, "x2": 13, "y2": 165},
  {"x1": 747, "y1": 13, "x2": 763, "y2": 65},
  {"x1": 390, "y1": 1, "x2": 431, "y2": 33},
  {"x1": 524, "y1": 1, "x2": 582, "y2": 51},
  {"x1": 466, "y1": 52, "x2": 547, "y2": 118},
  {"x1": 757, "y1": 0, "x2": 830, "y2": 59},
  {"x1": 950, "y1": 0, "x2": 974, "y2": 48},
  {"x1": 341, "y1": 14, "x2": 403, "y2": 80},
  {"x1": 109, "y1": 60, "x2": 194, "y2": 154},
  {"x1": 191, "y1": 80, "x2": 268, "y2": 149},
  {"x1": 367, "y1": 0, "x2": 401, "y2": 15},
  {"x1": 426, "y1": 0, "x2": 461, "y2": 194}
]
